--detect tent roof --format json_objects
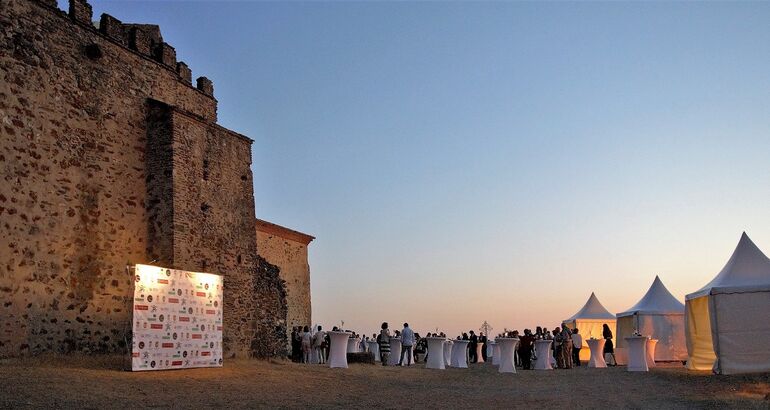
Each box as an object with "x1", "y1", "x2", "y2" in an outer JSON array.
[
  {"x1": 617, "y1": 275, "x2": 684, "y2": 317},
  {"x1": 686, "y1": 232, "x2": 770, "y2": 300},
  {"x1": 565, "y1": 292, "x2": 616, "y2": 322}
]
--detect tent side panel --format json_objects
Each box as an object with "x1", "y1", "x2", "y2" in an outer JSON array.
[
  {"x1": 712, "y1": 291, "x2": 770, "y2": 374},
  {"x1": 615, "y1": 316, "x2": 635, "y2": 349},
  {"x1": 685, "y1": 296, "x2": 715, "y2": 370},
  {"x1": 614, "y1": 315, "x2": 635, "y2": 365},
  {"x1": 638, "y1": 314, "x2": 687, "y2": 361},
  {"x1": 574, "y1": 319, "x2": 616, "y2": 361}
]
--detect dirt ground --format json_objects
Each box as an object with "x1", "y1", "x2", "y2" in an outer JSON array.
[{"x1": 1, "y1": 356, "x2": 769, "y2": 409}]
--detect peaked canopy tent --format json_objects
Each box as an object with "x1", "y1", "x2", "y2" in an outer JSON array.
[
  {"x1": 564, "y1": 292, "x2": 616, "y2": 360},
  {"x1": 616, "y1": 276, "x2": 686, "y2": 362},
  {"x1": 685, "y1": 233, "x2": 770, "y2": 375}
]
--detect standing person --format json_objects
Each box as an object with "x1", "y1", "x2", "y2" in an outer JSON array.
[
  {"x1": 480, "y1": 332, "x2": 488, "y2": 362},
  {"x1": 468, "y1": 330, "x2": 478, "y2": 363},
  {"x1": 512, "y1": 330, "x2": 521, "y2": 367},
  {"x1": 560, "y1": 324, "x2": 573, "y2": 369},
  {"x1": 399, "y1": 323, "x2": 415, "y2": 366},
  {"x1": 324, "y1": 329, "x2": 332, "y2": 361},
  {"x1": 416, "y1": 333, "x2": 427, "y2": 362},
  {"x1": 313, "y1": 325, "x2": 327, "y2": 364},
  {"x1": 360, "y1": 335, "x2": 368, "y2": 353},
  {"x1": 378, "y1": 322, "x2": 391, "y2": 366},
  {"x1": 603, "y1": 323, "x2": 617, "y2": 366},
  {"x1": 553, "y1": 327, "x2": 564, "y2": 369},
  {"x1": 300, "y1": 326, "x2": 312, "y2": 364},
  {"x1": 571, "y1": 328, "x2": 582, "y2": 366},
  {"x1": 290, "y1": 326, "x2": 301, "y2": 362},
  {"x1": 519, "y1": 329, "x2": 535, "y2": 370}
]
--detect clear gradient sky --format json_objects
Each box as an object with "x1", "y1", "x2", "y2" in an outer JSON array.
[{"x1": 72, "y1": 1, "x2": 769, "y2": 337}]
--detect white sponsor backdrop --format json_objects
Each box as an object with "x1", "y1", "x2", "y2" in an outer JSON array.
[{"x1": 131, "y1": 264, "x2": 223, "y2": 371}]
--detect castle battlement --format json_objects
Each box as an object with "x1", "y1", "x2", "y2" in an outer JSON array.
[{"x1": 35, "y1": 0, "x2": 214, "y2": 97}]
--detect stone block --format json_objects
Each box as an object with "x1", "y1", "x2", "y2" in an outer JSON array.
[
  {"x1": 127, "y1": 24, "x2": 162, "y2": 57},
  {"x1": 38, "y1": 0, "x2": 59, "y2": 8},
  {"x1": 99, "y1": 14, "x2": 125, "y2": 44},
  {"x1": 177, "y1": 62, "x2": 192, "y2": 84},
  {"x1": 68, "y1": 0, "x2": 92, "y2": 25},
  {"x1": 155, "y1": 42, "x2": 176, "y2": 67},
  {"x1": 196, "y1": 76, "x2": 214, "y2": 96}
]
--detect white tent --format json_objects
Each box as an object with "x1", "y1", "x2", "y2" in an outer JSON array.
[
  {"x1": 616, "y1": 276, "x2": 686, "y2": 363},
  {"x1": 685, "y1": 232, "x2": 770, "y2": 374},
  {"x1": 564, "y1": 292, "x2": 616, "y2": 360}
]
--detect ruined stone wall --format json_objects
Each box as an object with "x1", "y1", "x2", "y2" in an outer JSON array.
[
  {"x1": 0, "y1": 0, "x2": 287, "y2": 358},
  {"x1": 255, "y1": 222, "x2": 313, "y2": 333}
]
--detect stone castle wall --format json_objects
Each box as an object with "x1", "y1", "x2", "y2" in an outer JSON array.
[
  {"x1": 255, "y1": 220, "x2": 313, "y2": 334},
  {"x1": 0, "y1": 0, "x2": 287, "y2": 358}
]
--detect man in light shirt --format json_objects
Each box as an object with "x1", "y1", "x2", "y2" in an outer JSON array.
[
  {"x1": 399, "y1": 323, "x2": 415, "y2": 366},
  {"x1": 313, "y1": 325, "x2": 326, "y2": 364},
  {"x1": 571, "y1": 328, "x2": 583, "y2": 366}
]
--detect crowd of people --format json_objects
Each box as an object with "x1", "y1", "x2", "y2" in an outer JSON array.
[
  {"x1": 495, "y1": 322, "x2": 618, "y2": 369},
  {"x1": 289, "y1": 325, "x2": 332, "y2": 364},
  {"x1": 289, "y1": 321, "x2": 618, "y2": 369}
]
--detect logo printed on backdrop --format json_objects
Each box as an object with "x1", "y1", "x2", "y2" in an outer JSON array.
[{"x1": 131, "y1": 264, "x2": 223, "y2": 371}]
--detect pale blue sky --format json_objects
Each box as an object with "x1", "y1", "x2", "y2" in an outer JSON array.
[{"x1": 75, "y1": 1, "x2": 770, "y2": 336}]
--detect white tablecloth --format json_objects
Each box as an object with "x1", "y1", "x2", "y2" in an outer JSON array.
[
  {"x1": 587, "y1": 339, "x2": 607, "y2": 368},
  {"x1": 534, "y1": 340, "x2": 553, "y2": 370},
  {"x1": 645, "y1": 338, "x2": 658, "y2": 368},
  {"x1": 346, "y1": 337, "x2": 360, "y2": 353},
  {"x1": 625, "y1": 336, "x2": 649, "y2": 372},
  {"x1": 310, "y1": 345, "x2": 320, "y2": 364},
  {"x1": 328, "y1": 331, "x2": 352, "y2": 369},
  {"x1": 492, "y1": 341, "x2": 500, "y2": 365},
  {"x1": 426, "y1": 337, "x2": 447, "y2": 370},
  {"x1": 486, "y1": 341, "x2": 494, "y2": 360},
  {"x1": 476, "y1": 342, "x2": 485, "y2": 363},
  {"x1": 366, "y1": 340, "x2": 380, "y2": 362},
  {"x1": 451, "y1": 340, "x2": 470, "y2": 368},
  {"x1": 443, "y1": 341, "x2": 452, "y2": 367},
  {"x1": 497, "y1": 338, "x2": 519, "y2": 373},
  {"x1": 388, "y1": 338, "x2": 402, "y2": 366}
]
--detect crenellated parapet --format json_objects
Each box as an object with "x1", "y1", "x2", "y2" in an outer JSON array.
[{"x1": 37, "y1": 0, "x2": 214, "y2": 98}]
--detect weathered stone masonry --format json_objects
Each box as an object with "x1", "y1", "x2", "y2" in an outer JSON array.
[
  {"x1": 0, "y1": 0, "x2": 288, "y2": 358},
  {"x1": 255, "y1": 219, "x2": 314, "y2": 347}
]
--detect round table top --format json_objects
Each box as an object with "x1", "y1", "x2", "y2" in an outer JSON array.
[
  {"x1": 452, "y1": 339, "x2": 470, "y2": 344},
  {"x1": 329, "y1": 331, "x2": 352, "y2": 336},
  {"x1": 535, "y1": 339, "x2": 552, "y2": 345},
  {"x1": 426, "y1": 337, "x2": 447, "y2": 341},
  {"x1": 624, "y1": 336, "x2": 650, "y2": 340}
]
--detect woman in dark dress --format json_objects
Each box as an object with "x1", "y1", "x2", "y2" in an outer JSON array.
[{"x1": 602, "y1": 323, "x2": 617, "y2": 366}]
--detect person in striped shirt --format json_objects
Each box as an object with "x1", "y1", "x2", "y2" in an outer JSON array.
[{"x1": 378, "y1": 322, "x2": 391, "y2": 366}]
